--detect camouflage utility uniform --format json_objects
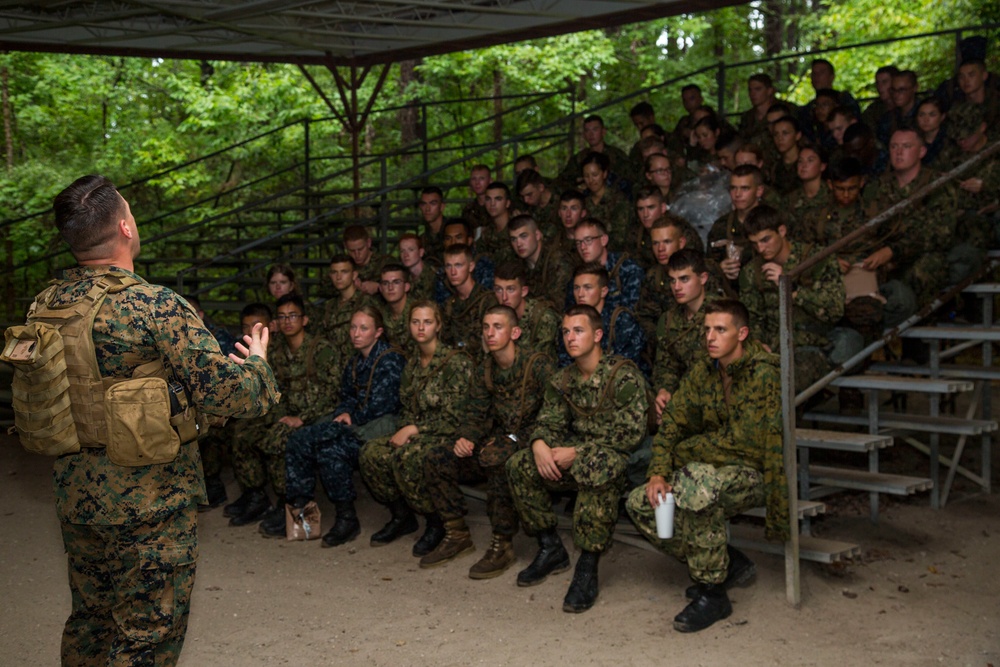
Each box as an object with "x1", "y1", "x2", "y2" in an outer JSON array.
[
  {"x1": 626, "y1": 340, "x2": 789, "y2": 585},
  {"x1": 285, "y1": 339, "x2": 405, "y2": 505},
  {"x1": 515, "y1": 298, "x2": 561, "y2": 359},
  {"x1": 523, "y1": 242, "x2": 574, "y2": 307},
  {"x1": 45, "y1": 266, "x2": 279, "y2": 666},
  {"x1": 423, "y1": 348, "x2": 556, "y2": 535},
  {"x1": 441, "y1": 283, "x2": 497, "y2": 356},
  {"x1": 507, "y1": 355, "x2": 648, "y2": 552},
  {"x1": 359, "y1": 345, "x2": 473, "y2": 515}
]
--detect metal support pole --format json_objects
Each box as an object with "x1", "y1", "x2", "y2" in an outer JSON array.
[
  {"x1": 716, "y1": 61, "x2": 726, "y2": 118},
  {"x1": 929, "y1": 340, "x2": 941, "y2": 509},
  {"x1": 778, "y1": 274, "x2": 800, "y2": 606},
  {"x1": 379, "y1": 158, "x2": 389, "y2": 254},
  {"x1": 981, "y1": 293, "x2": 993, "y2": 494},
  {"x1": 421, "y1": 103, "x2": 429, "y2": 176},
  {"x1": 303, "y1": 118, "x2": 311, "y2": 221}
]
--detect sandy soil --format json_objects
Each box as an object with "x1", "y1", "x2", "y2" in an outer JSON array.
[{"x1": 1, "y1": 425, "x2": 998, "y2": 667}]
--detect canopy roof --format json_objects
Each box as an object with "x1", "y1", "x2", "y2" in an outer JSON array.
[{"x1": 0, "y1": 0, "x2": 738, "y2": 67}]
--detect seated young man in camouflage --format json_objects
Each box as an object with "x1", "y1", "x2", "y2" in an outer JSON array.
[
  {"x1": 516, "y1": 169, "x2": 561, "y2": 236},
  {"x1": 738, "y1": 204, "x2": 848, "y2": 392},
  {"x1": 626, "y1": 299, "x2": 789, "y2": 634},
  {"x1": 376, "y1": 262, "x2": 413, "y2": 351},
  {"x1": 478, "y1": 181, "x2": 518, "y2": 264},
  {"x1": 462, "y1": 164, "x2": 492, "y2": 231},
  {"x1": 559, "y1": 264, "x2": 645, "y2": 371},
  {"x1": 508, "y1": 213, "x2": 574, "y2": 307},
  {"x1": 570, "y1": 218, "x2": 644, "y2": 312},
  {"x1": 320, "y1": 254, "x2": 374, "y2": 378},
  {"x1": 399, "y1": 232, "x2": 439, "y2": 303},
  {"x1": 417, "y1": 186, "x2": 446, "y2": 264},
  {"x1": 441, "y1": 243, "x2": 497, "y2": 356},
  {"x1": 629, "y1": 186, "x2": 704, "y2": 271},
  {"x1": 492, "y1": 261, "x2": 560, "y2": 359},
  {"x1": 432, "y1": 218, "x2": 495, "y2": 302},
  {"x1": 420, "y1": 305, "x2": 556, "y2": 575},
  {"x1": 707, "y1": 164, "x2": 766, "y2": 287},
  {"x1": 230, "y1": 295, "x2": 339, "y2": 530},
  {"x1": 651, "y1": 249, "x2": 721, "y2": 419},
  {"x1": 279, "y1": 306, "x2": 405, "y2": 546},
  {"x1": 343, "y1": 224, "x2": 388, "y2": 297},
  {"x1": 507, "y1": 304, "x2": 648, "y2": 613},
  {"x1": 555, "y1": 189, "x2": 588, "y2": 262}
]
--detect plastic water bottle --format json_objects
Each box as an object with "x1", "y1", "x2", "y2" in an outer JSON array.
[{"x1": 655, "y1": 492, "x2": 675, "y2": 539}]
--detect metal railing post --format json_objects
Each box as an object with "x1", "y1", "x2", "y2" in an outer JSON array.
[
  {"x1": 954, "y1": 30, "x2": 963, "y2": 77},
  {"x1": 717, "y1": 61, "x2": 726, "y2": 118},
  {"x1": 421, "y1": 103, "x2": 429, "y2": 176},
  {"x1": 778, "y1": 274, "x2": 800, "y2": 606},
  {"x1": 303, "y1": 118, "x2": 311, "y2": 220},
  {"x1": 379, "y1": 157, "x2": 389, "y2": 254}
]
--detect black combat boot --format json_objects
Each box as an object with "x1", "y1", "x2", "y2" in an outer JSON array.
[
  {"x1": 223, "y1": 488, "x2": 256, "y2": 518},
  {"x1": 673, "y1": 584, "x2": 733, "y2": 633},
  {"x1": 257, "y1": 496, "x2": 287, "y2": 538},
  {"x1": 563, "y1": 550, "x2": 600, "y2": 613},
  {"x1": 198, "y1": 475, "x2": 227, "y2": 512},
  {"x1": 685, "y1": 546, "x2": 756, "y2": 600},
  {"x1": 228, "y1": 488, "x2": 270, "y2": 526},
  {"x1": 516, "y1": 529, "x2": 570, "y2": 587},
  {"x1": 370, "y1": 498, "x2": 419, "y2": 546},
  {"x1": 411, "y1": 514, "x2": 446, "y2": 557},
  {"x1": 322, "y1": 501, "x2": 361, "y2": 548}
]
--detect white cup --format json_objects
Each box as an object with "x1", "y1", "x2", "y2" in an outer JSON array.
[{"x1": 655, "y1": 492, "x2": 675, "y2": 539}]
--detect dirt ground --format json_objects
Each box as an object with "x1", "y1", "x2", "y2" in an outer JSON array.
[{"x1": 1, "y1": 423, "x2": 998, "y2": 667}]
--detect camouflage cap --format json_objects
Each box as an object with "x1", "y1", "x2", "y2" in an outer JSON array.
[{"x1": 949, "y1": 102, "x2": 986, "y2": 140}]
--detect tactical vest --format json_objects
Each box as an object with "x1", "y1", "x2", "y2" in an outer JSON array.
[{"x1": 2, "y1": 271, "x2": 197, "y2": 463}]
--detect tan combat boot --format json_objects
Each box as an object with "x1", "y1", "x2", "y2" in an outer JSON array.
[
  {"x1": 418, "y1": 518, "x2": 475, "y2": 568},
  {"x1": 468, "y1": 533, "x2": 515, "y2": 580}
]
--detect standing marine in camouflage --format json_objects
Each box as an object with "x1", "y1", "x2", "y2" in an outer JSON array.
[
  {"x1": 230, "y1": 294, "x2": 339, "y2": 532},
  {"x1": 507, "y1": 305, "x2": 648, "y2": 613},
  {"x1": 281, "y1": 306, "x2": 405, "y2": 546},
  {"x1": 420, "y1": 305, "x2": 556, "y2": 575},
  {"x1": 34, "y1": 175, "x2": 279, "y2": 666},
  {"x1": 626, "y1": 299, "x2": 789, "y2": 633},
  {"x1": 359, "y1": 300, "x2": 474, "y2": 558}
]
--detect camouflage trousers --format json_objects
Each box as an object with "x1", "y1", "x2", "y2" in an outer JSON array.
[
  {"x1": 422, "y1": 441, "x2": 519, "y2": 536},
  {"x1": 286, "y1": 415, "x2": 397, "y2": 505},
  {"x1": 625, "y1": 462, "x2": 764, "y2": 585},
  {"x1": 358, "y1": 433, "x2": 447, "y2": 515},
  {"x1": 60, "y1": 503, "x2": 198, "y2": 667},
  {"x1": 198, "y1": 420, "x2": 235, "y2": 478},
  {"x1": 898, "y1": 252, "x2": 948, "y2": 308},
  {"x1": 232, "y1": 418, "x2": 293, "y2": 496},
  {"x1": 506, "y1": 442, "x2": 628, "y2": 553},
  {"x1": 794, "y1": 346, "x2": 833, "y2": 394}
]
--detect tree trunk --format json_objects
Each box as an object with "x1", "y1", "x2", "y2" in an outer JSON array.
[
  {"x1": 397, "y1": 59, "x2": 418, "y2": 153},
  {"x1": 764, "y1": 0, "x2": 785, "y2": 81},
  {"x1": 492, "y1": 68, "x2": 503, "y2": 178}
]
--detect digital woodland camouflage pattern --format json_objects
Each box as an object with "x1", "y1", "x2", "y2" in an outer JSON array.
[
  {"x1": 286, "y1": 339, "x2": 404, "y2": 504},
  {"x1": 557, "y1": 305, "x2": 645, "y2": 369},
  {"x1": 44, "y1": 266, "x2": 278, "y2": 666},
  {"x1": 512, "y1": 298, "x2": 560, "y2": 359},
  {"x1": 359, "y1": 346, "x2": 472, "y2": 514},
  {"x1": 523, "y1": 243, "x2": 574, "y2": 307},
  {"x1": 585, "y1": 188, "x2": 632, "y2": 252},
  {"x1": 507, "y1": 355, "x2": 647, "y2": 552},
  {"x1": 652, "y1": 296, "x2": 717, "y2": 396},
  {"x1": 319, "y1": 290, "x2": 373, "y2": 380},
  {"x1": 442, "y1": 283, "x2": 497, "y2": 355},
  {"x1": 556, "y1": 144, "x2": 636, "y2": 193},
  {"x1": 478, "y1": 223, "x2": 518, "y2": 265},
  {"x1": 645, "y1": 339, "x2": 789, "y2": 542}
]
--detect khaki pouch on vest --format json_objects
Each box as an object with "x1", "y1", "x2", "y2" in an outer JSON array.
[
  {"x1": 2, "y1": 322, "x2": 82, "y2": 456},
  {"x1": 104, "y1": 377, "x2": 181, "y2": 466}
]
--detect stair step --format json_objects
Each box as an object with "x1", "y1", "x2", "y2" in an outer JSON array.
[
  {"x1": 830, "y1": 374, "x2": 974, "y2": 393},
  {"x1": 869, "y1": 362, "x2": 1000, "y2": 382},
  {"x1": 728, "y1": 524, "x2": 861, "y2": 564},
  {"x1": 901, "y1": 325, "x2": 1000, "y2": 341},
  {"x1": 795, "y1": 428, "x2": 893, "y2": 452},
  {"x1": 964, "y1": 283, "x2": 1000, "y2": 294},
  {"x1": 742, "y1": 500, "x2": 826, "y2": 520},
  {"x1": 809, "y1": 465, "x2": 933, "y2": 495},
  {"x1": 803, "y1": 410, "x2": 998, "y2": 436}
]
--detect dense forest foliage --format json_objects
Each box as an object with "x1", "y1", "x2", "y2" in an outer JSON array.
[{"x1": 0, "y1": 0, "x2": 997, "y2": 311}]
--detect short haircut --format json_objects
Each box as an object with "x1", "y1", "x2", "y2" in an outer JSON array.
[
  {"x1": 420, "y1": 186, "x2": 443, "y2": 199},
  {"x1": 559, "y1": 189, "x2": 587, "y2": 206},
  {"x1": 681, "y1": 83, "x2": 702, "y2": 95},
  {"x1": 916, "y1": 96, "x2": 945, "y2": 114},
  {"x1": 815, "y1": 88, "x2": 840, "y2": 103},
  {"x1": 380, "y1": 262, "x2": 410, "y2": 281},
  {"x1": 704, "y1": 298, "x2": 749, "y2": 330},
  {"x1": 470, "y1": 164, "x2": 490, "y2": 175},
  {"x1": 638, "y1": 136, "x2": 667, "y2": 154},
  {"x1": 276, "y1": 293, "x2": 306, "y2": 314},
  {"x1": 743, "y1": 204, "x2": 785, "y2": 237},
  {"x1": 642, "y1": 123, "x2": 667, "y2": 141},
  {"x1": 485, "y1": 181, "x2": 511, "y2": 198},
  {"x1": 766, "y1": 101, "x2": 795, "y2": 119},
  {"x1": 564, "y1": 304, "x2": 603, "y2": 333},
  {"x1": 715, "y1": 128, "x2": 742, "y2": 153},
  {"x1": 798, "y1": 141, "x2": 829, "y2": 164},
  {"x1": 828, "y1": 105, "x2": 858, "y2": 122},
  {"x1": 893, "y1": 70, "x2": 918, "y2": 87},
  {"x1": 771, "y1": 115, "x2": 802, "y2": 133},
  {"x1": 573, "y1": 262, "x2": 610, "y2": 289},
  {"x1": 581, "y1": 151, "x2": 610, "y2": 172},
  {"x1": 844, "y1": 123, "x2": 876, "y2": 147},
  {"x1": 443, "y1": 243, "x2": 474, "y2": 262},
  {"x1": 343, "y1": 225, "x2": 371, "y2": 244},
  {"x1": 731, "y1": 164, "x2": 764, "y2": 187},
  {"x1": 736, "y1": 143, "x2": 767, "y2": 163},
  {"x1": 241, "y1": 302, "x2": 272, "y2": 321},
  {"x1": 651, "y1": 214, "x2": 688, "y2": 232},
  {"x1": 514, "y1": 154, "x2": 537, "y2": 168},
  {"x1": 749, "y1": 73, "x2": 774, "y2": 88},
  {"x1": 667, "y1": 248, "x2": 708, "y2": 275},
  {"x1": 960, "y1": 58, "x2": 986, "y2": 71},
  {"x1": 812, "y1": 58, "x2": 834, "y2": 74},
  {"x1": 826, "y1": 156, "x2": 864, "y2": 182},
  {"x1": 875, "y1": 65, "x2": 901, "y2": 78},
  {"x1": 443, "y1": 217, "x2": 473, "y2": 237},
  {"x1": 328, "y1": 253, "x2": 356, "y2": 268},
  {"x1": 576, "y1": 218, "x2": 608, "y2": 236},
  {"x1": 644, "y1": 152, "x2": 672, "y2": 173},
  {"x1": 630, "y1": 101, "x2": 655, "y2": 118},
  {"x1": 508, "y1": 214, "x2": 538, "y2": 234},
  {"x1": 398, "y1": 232, "x2": 423, "y2": 249},
  {"x1": 516, "y1": 169, "x2": 545, "y2": 192},
  {"x1": 494, "y1": 260, "x2": 527, "y2": 283},
  {"x1": 583, "y1": 114, "x2": 604, "y2": 127},
  {"x1": 485, "y1": 304, "x2": 520, "y2": 327},
  {"x1": 636, "y1": 185, "x2": 665, "y2": 204},
  {"x1": 53, "y1": 174, "x2": 124, "y2": 258}
]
